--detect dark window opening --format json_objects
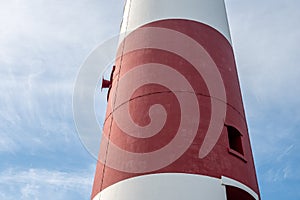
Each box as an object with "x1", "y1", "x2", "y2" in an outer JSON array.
[
  {"x1": 226, "y1": 186, "x2": 255, "y2": 200},
  {"x1": 227, "y1": 125, "x2": 244, "y2": 155}
]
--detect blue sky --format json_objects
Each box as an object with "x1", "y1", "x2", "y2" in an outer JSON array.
[{"x1": 0, "y1": 0, "x2": 299, "y2": 199}]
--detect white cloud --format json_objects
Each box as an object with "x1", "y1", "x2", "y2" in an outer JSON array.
[
  {"x1": 0, "y1": 168, "x2": 94, "y2": 200},
  {"x1": 225, "y1": 2, "x2": 300, "y2": 197},
  {"x1": 0, "y1": 134, "x2": 18, "y2": 153},
  {"x1": 226, "y1": 0, "x2": 300, "y2": 107},
  {"x1": 226, "y1": 0, "x2": 300, "y2": 156},
  {"x1": 0, "y1": 0, "x2": 124, "y2": 153},
  {"x1": 264, "y1": 163, "x2": 300, "y2": 184},
  {"x1": 0, "y1": 0, "x2": 299, "y2": 199},
  {"x1": 0, "y1": 76, "x2": 76, "y2": 152}
]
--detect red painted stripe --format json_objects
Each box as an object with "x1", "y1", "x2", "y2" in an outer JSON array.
[{"x1": 91, "y1": 19, "x2": 259, "y2": 199}]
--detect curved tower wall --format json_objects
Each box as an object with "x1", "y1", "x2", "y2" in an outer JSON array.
[{"x1": 92, "y1": 0, "x2": 260, "y2": 199}]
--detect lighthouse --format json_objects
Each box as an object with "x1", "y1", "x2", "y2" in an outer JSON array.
[{"x1": 91, "y1": 0, "x2": 260, "y2": 199}]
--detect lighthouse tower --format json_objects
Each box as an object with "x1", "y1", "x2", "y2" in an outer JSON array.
[{"x1": 91, "y1": 0, "x2": 260, "y2": 200}]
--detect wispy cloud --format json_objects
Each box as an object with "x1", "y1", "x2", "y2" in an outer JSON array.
[
  {"x1": 0, "y1": 168, "x2": 94, "y2": 200},
  {"x1": 226, "y1": 1, "x2": 300, "y2": 199},
  {"x1": 0, "y1": 134, "x2": 18, "y2": 153},
  {"x1": 0, "y1": 0, "x2": 124, "y2": 154},
  {"x1": 226, "y1": 0, "x2": 300, "y2": 160},
  {"x1": 226, "y1": 0, "x2": 300, "y2": 107},
  {"x1": 0, "y1": 0, "x2": 299, "y2": 199}
]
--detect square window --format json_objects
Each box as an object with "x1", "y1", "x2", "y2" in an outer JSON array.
[{"x1": 227, "y1": 126, "x2": 244, "y2": 155}]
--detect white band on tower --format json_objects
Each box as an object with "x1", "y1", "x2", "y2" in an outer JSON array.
[{"x1": 121, "y1": 0, "x2": 232, "y2": 43}]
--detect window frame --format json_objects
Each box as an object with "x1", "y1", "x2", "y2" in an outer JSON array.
[{"x1": 225, "y1": 124, "x2": 247, "y2": 162}]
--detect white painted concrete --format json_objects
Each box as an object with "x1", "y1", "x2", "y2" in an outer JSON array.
[
  {"x1": 93, "y1": 174, "x2": 260, "y2": 200},
  {"x1": 93, "y1": 173, "x2": 227, "y2": 200},
  {"x1": 121, "y1": 0, "x2": 232, "y2": 43}
]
